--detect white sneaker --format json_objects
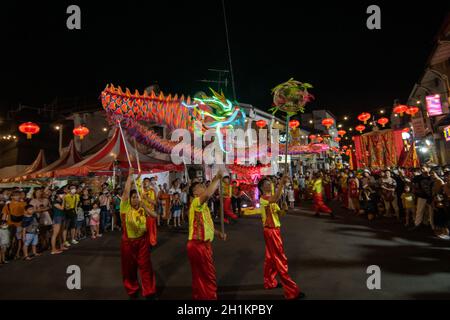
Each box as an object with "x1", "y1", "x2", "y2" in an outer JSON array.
[
  {"x1": 71, "y1": 240, "x2": 79, "y2": 245},
  {"x1": 64, "y1": 241, "x2": 71, "y2": 247}
]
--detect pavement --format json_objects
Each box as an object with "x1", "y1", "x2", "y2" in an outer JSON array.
[{"x1": 1, "y1": 200, "x2": 450, "y2": 300}]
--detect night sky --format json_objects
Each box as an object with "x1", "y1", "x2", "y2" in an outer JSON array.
[{"x1": 0, "y1": 1, "x2": 449, "y2": 120}]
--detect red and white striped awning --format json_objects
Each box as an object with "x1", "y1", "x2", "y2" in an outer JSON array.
[{"x1": 54, "y1": 128, "x2": 183, "y2": 177}]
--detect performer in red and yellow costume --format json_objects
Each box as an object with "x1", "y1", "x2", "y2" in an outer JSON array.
[
  {"x1": 188, "y1": 170, "x2": 227, "y2": 300},
  {"x1": 222, "y1": 176, "x2": 238, "y2": 224},
  {"x1": 136, "y1": 176, "x2": 158, "y2": 246},
  {"x1": 312, "y1": 172, "x2": 333, "y2": 217},
  {"x1": 258, "y1": 175, "x2": 305, "y2": 300},
  {"x1": 120, "y1": 169, "x2": 158, "y2": 299}
]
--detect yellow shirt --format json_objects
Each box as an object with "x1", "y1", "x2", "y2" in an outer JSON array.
[
  {"x1": 188, "y1": 197, "x2": 214, "y2": 242},
  {"x1": 312, "y1": 178, "x2": 323, "y2": 194},
  {"x1": 64, "y1": 194, "x2": 80, "y2": 210},
  {"x1": 120, "y1": 200, "x2": 147, "y2": 239},
  {"x1": 401, "y1": 193, "x2": 415, "y2": 209},
  {"x1": 260, "y1": 196, "x2": 281, "y2": 228}
]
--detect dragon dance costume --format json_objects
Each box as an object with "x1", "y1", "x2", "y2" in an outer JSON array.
[
  {"x1": 222, "y1": 182, "x2": 238, "y2": 223},
  {"x1": 312, "y1": 178, "x2": 332, "y2": 214},
  {"x1": 137, "y1": 180, "x2": 157, "y2": 246},
  {"x1": 120, "y1": 200, "x2": 156, "y2": 298},
  {"x1": 187, "y1": 197, "x2": 217, "y2": 300},
  {"x1": 259, "y1": 195, "x2": 300, "y2": 300}
]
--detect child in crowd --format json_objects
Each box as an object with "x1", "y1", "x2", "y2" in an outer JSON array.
[
  {"x1": 170, "y1": 193, "x2": 183, "y2": 228},
  {"x1": 21, "y1": 205, "x2": 40, "y2": 261},
  {"x1": 401, "y1": 185, "x2": 415, "y2": 227},
  {"x1": 89, "y1": 202, "x2": 101, "y2": 239},
  {"x1": 76, "y1": 205, "x2": 86, "y2": 241},
  {"x1": 0, "y1": 218, "x2": 10, "y2": 264},
  {"x1": 2, "y1": 190, "x2": 26, "y2": 260},
  {"x1": 287, "y1": 185, "x2": 295, "y2": 209}
]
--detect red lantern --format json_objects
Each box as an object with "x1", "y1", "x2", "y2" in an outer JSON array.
[
  {"x1": 343, "y1": 146, "x2": 348, "y2": 150},
  {"x1": 337, "y1": 130, "x2": 346, "y2": 137},
  {"x1": 393, "y1": 104, "x2": 408, "y2": 117},
  {"x1": 309, "y1": 134, "x2": 316, "y2": 141},
  {"x1": 289, "y1": 119, "x2": 300, "y2": 129},
  {"x1": 19, "y1": 122, "x2": 40, "y2": 139},
  {"x1": 377, "y1": 117, "x2": 389, "y2": 127},
  {"x1": 357, "y1": 112, "x2": 371, "y2": 124},
  {"x1": 321, "y1": 118, "x2": 334, "y2": 129},
  {"x1": 334, "y1": 137, "x2": 341, "y2": 142},
  {"x1": 355, "y1": 125, "x2": 366, "y2": 133},
  {"x1": 255, "y1": 120, "x2": 266, "y2": 128},
  {"x1": 316, "y1": 136, "x2": 323, "y2": 143},
  {"x1": 406, "y1": 106, "x2": 419, "y2": 117},
  {"x1": 73, "y1": 125, "x2": 90, "y2": 140}
]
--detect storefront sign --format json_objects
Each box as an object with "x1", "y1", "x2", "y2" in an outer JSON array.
[
  {"x1": 444, "y1": 125, "x2": 450, "y2": 142},
  {"x1": 426, "y1": 95, "x2": 443, "y2": 116},
  {"x1": 411, "y1": 117, "x2": 427, "y2": 138}
]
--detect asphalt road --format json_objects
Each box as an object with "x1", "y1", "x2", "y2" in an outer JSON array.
[{"x1": 1, "y1": 201, "x2": 449, "y2": 300}]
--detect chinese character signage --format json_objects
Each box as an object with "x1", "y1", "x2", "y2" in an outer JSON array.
[
  {"x1": 444, "y1": 126, "x2": 450, "y2": 142},
  {"x1": 426, "y1": 95, "x2": 443, "y2": 116},
  {"x1": 411, "y1": 117, "x2": 426, "y2": 138}
]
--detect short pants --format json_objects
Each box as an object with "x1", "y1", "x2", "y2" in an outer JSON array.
[
  {"x1": 24, "y1": 233, "x2": 38, "y2": 246},
  {"x1": 53, "y1": 215, "x2": 65, "y2": 225},
  {"x1": 65, "y1": 214, "x2": 77, "y2": 229},
  {"x1": 76, "y1": 220, "x2": 85, "y2": 229},
  {"x1": 0, "y1": 228, "x2": 10, "y2": 248},
  {"x1": 172, "y1": 209, "x2": 181, "y2": 218}
]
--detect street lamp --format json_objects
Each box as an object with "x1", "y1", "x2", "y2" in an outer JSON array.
[{"x1": 54, "y1": 125, "x2": 63, "y2": 156}]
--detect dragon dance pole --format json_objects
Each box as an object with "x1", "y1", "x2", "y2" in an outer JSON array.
[
  {"x1": 285, "y1": 115, "x2": 290, "y2": 175},
  {"x1": 218, "y1": 173, "x2": 225, "y2": 235},
  {"x1": 133, "y1": 138, "x2": 142, "y2": 174},
  {"x1": 117, "y1": 121, "x2": 141, "y2": 200}
]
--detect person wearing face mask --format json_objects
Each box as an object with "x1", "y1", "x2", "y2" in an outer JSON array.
[
  {"x1": 63, "y1": 186, "x2": 80, "y2": 247},
  {"x1": 1, "y1": 191, "x2": 26, "y2": 259}
]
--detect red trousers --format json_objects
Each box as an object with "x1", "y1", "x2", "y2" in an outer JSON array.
[
  {"x1": 121, "y1": 235, "x2": 156, "y2": 297},
  {"x1": 224, "y1": 197, "x2": 238, "y2": 220},
  {"x1": 263, "y1": 228, "x2": 300, "y2": 300},
  {"x1": 313, "y1": 193, "x2": 332, "y2": 214},
  {"x1": 146, "y1": 217, "x2": 157, "y2": 246},
  {"x1": 187, "y1": 240, "x2": 217, "y2": 300}
]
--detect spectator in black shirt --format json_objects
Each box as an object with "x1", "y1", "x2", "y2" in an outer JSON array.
[{"x1": 411, "y1": 165, "x2": 434, "y2": 230}]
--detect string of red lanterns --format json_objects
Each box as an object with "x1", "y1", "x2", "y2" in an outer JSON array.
[
  {"x1": 377, "y1": 117, "x2": 389, "y2": 128},
  {"x1": 19, "y1": 122, "x2": 40, "y2": 139},
  {"x1": 255, "y1": 120, "x2": 267, "y2": 128},
  {"x1": 393, "y1": 104, "x2": 408, "y2": 117},
  {"x1": 355, "y1": 125, "x2": 366, "y2": 133},
  {"x1": 321, "y1": 118, "x2": 334, "y2": 129},
  {"x1": 289, "y1": 119, "x2": 300, "y2": 129},
  {"x1": 73, "y1": 125, "x2": 90, "y2": 140},
  {"x1": 357, "y1": 112, "x2": 371, "y2": 124}
]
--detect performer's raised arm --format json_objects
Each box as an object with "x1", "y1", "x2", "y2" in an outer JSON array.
[{"x1": 198, "y1": 169, "x2": 223, "y2": 205}]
